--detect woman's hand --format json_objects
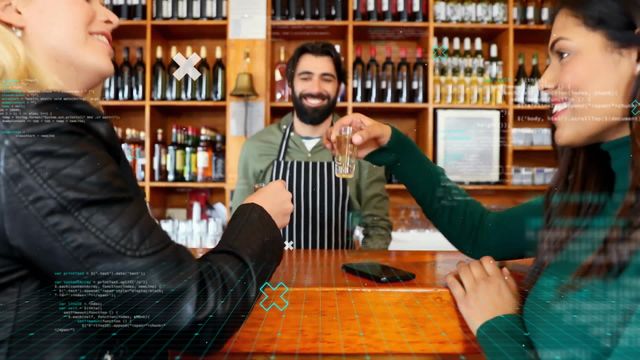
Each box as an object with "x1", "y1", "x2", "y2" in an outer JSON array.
[
  {"x1": 445, "y1": 256, "x2": 521, "y2": 335},
  {"x1": 324, "y1": 113, "x2": 392, "y2": 159},
  {"x1": 243, "y1": 180, "x2": 293, "y2": 229}
]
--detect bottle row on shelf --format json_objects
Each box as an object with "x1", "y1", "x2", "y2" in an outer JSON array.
[
  {"x1": 272, "y1": 0, "x2": 345, "y2": 20},
  {"x1": 514, "y1": 52, "x2": 549, "y2": 105},
  {"x1": 513, "y1": 0, "x2": 553, "y2": 25},
  {"x1": 105, "y1": 0, "x2": 147, "y2": 20},
  {"x1": 434, "y1": 0, "x2": 507, "y2": 24},
  {"x1": 103, "y1": 47, "x2": 146, "y2": 102},
  {"x1": 512, "y1": 128, "x2": 552, "y2": 147},
  {"x1": 153, "y1": 125, "x2": 226, "y2": 183},
  {"x1": 115, "y1": 127, "x2": 147, "y2": 181},
  {"x1": 353, "y1": 0, "x2": 427, "y2": 22},
  {"x1": 152, "y1": 45, "x2": 226, "y2": 101},
  {"x1": 512, "y1": 166, "x2": 556, "y2": 186},
  {"x1": 152, "y1": 0, "x2": 227, "y2": 20}
]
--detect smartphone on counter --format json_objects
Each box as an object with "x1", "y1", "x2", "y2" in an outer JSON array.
[{"x1": 342, "y1": 262, "x2": 416, "y2": 283}]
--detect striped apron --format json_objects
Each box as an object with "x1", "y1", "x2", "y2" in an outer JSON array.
[{"x1": 271, "y1": 122, "x2": 352, "y2": 250}]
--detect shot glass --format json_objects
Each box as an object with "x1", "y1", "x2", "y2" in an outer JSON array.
[{"x1": 335, "y1": 126, "x2": 357, "y2": 179}]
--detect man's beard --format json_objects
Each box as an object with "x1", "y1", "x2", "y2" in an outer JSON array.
[{"x1": 292, "y1": 90, "x2": 338, "y2": 126}]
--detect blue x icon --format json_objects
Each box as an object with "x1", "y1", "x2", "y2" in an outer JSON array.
[
  {"x1": 259, "y1": 281, "x2": 289, "y2": 312},
  {"x1": 433, "y1": 46, "x2": 449, "y2": 62},
  {"x1": 632, "y1": 99, "x2": 640, "y2": 116}
]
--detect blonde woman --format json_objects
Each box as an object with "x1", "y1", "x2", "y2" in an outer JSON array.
[{"x1": 0, "y1": 0, "x2": 292, "y2": 358}]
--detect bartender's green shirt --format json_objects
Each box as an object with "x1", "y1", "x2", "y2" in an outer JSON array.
[
  {"x1": 367, "y1": 127, "x2": 640, "y2": 359},
  {"x1": 231, "y1": 113, "x2": 392, "y2": 249}
]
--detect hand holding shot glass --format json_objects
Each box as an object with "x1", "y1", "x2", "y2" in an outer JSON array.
[
  {"x1": 334, "y1": 126, "x2": 357, "y2": 178},
  {"x1": 325, "y1": 113, "x2": 394, "y2": 161}
]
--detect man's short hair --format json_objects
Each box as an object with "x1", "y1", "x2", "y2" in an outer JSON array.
[{"x1": 286, "y1": 42, "x2": 346, "y2": 86}]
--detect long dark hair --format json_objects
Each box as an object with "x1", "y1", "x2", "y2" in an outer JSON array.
[{"x1": 527, "y1": 0, "x2": 640, "y2": 287}]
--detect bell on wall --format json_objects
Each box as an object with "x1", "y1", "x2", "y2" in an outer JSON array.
[{"x1": 230, "y1": 48, "x2": 258, "y2": 137}]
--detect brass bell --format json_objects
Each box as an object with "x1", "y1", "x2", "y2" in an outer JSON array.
[{"x1": 230, "y1": 72, "x2": 258, "y2": 98}]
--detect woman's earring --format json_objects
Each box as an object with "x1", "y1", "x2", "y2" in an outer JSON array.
[{"x1": 11, "y1": 27, "x2": 23, "y2": 38}]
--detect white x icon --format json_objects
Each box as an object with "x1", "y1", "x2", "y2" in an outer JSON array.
[
  {"x1": 284, "y1": 241, "x2": 294, "y2": 251},
  {"x1": 172, "y1": 52, "x2": 202, "y2": 81}
]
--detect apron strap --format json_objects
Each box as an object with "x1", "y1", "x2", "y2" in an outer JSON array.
[{"x1": 277, "y1": 122, "x2": 293, "y2": 161}]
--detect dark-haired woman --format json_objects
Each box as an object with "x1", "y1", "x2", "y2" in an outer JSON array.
[{"x1": 326, "y1": 0, "x2": 640, "y2": 358}]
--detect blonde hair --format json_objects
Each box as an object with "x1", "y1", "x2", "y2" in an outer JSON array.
[{"x1": 0, "y1": 14, "x2": 104, "y2": 111}]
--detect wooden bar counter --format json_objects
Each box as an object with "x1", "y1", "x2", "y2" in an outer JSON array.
[{"x1": 176, "y1": 250, "x2": 531, "y2": 359}]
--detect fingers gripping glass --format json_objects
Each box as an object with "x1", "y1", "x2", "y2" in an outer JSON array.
[{"x1": 335, "y1": 126, "x2": 357, "y2": 179}]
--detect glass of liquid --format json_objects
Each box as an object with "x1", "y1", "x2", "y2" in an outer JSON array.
[{"x1": 335, "y1": 126, "x2": 357, "y2": 179}]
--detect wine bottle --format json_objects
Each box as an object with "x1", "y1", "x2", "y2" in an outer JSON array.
[
  {"x1": 176, "y1": 127, "x2": 186, "y2": 182},
  {"x1": 441, "y1": 36, "x2": 450, "y2": 74},
  {"x1": 274, "y1": 46, "x2": 290, "y2": 102},
  {"x1": 334, "y1": 44, "x2": 346, "y2": 102},
  {"x1": 473, "y1": 37, "x2": 484, "y2": 75},
  {"x1": 541, "y1": 0, "x2": 552, "y2": 25},
  {"x1": 398, "y1": 0, "x2": 408, "y2": 21},
  {"x1": 494, "y1": 61, "x2": 505, "y2": 105},
  {"x1": 319, "y1": 0, "x2": 327, "y2": 20},
  {"x1": 182, "y1": 46, "x2": 197, "y2": 101},
  {"x1": 212, "y1": 134, "x2": 226, "y2": 182},
  {"x1": 514, "y1": 53, "x2": 527, "y2": 105},
  {"x1": 476, "y1": 0, "x2": 490, "y2": 24},
  {"x1": 365, "y1": 46, "x2": 380, "y2": 103},
  {"x1": 396, "y1": 48, "x2": 410, "y2": 103},
  {"x1": 411, "y1": 47, "x2": 426, "y2": 103},
  {"x1": 451, "y1": 37, "x2": 461, "y2": 77},
  {"x1": 134, "y1": 130, "x2": 145, "y2": 182},
  {"x1": 514, "y1": 0, "x2": 525, "y2": 25},
  {"x1": 335, "y1": 0, "x2": 343, "y2": 20},
  {"x1": 367, "y1": 0, "x2": 377, "y2": 21},
  {"x1": 540, "y1": 57, "x2": 551, "y2": 104},
  {"x1": 212, "y1": 46, "x2": 226, "y2": 101},
  {"x1": 304, "y1": 0, "x2": 313, "y2": 20},
  {"x1": 132, "y1": 47, "x2": 145, "y2": 101},
  {"x1": 469, "y1": 67, "x2": 480, "y2": 105},
  {"x1": 481, "y1": 60, "x2": 492, "y2": 105},
  {"x1": 454, "y1": 65, "x2": 465, "y2": 104},
  {"x1": 525, "y1": 0, "x2": 538, "y2": 25},
  {"x1": 192, "y1": 0, "x2": 202, "y2": 19},
  {"x1": 447, "y1": 0, "x2": 461, "y2": 23},
  {"x1": 462, "y1": 0, "x2": 475, "y2": 23},
  {"x1": 443, "y1": 67, "x2": 453, "y2": 104},
  {"x1": 290, "y1": 0, "x2": 298, "y2": 19},
  {"x1": 382, "y1": 0, "x2": 393, "y2": 21},
  {"x1": 204, "y1": 0, "x2": 215, "y2": 19},
  {"x1": 167, "y1": 125, "x2": 179, "y2": 182},
  {"x1": 353, "y1": 45, "x2": 366, "y2": 103},
  {"x1": 171, "y1": 0, "x2": 179, "y2": 18},
  {"x1": 167, "y1": 46, "x2": 183, "y2": 101},
  {"x1": 153, "y1": 129, "x2": 168, "y2": 181},
  {"x1": 197, "y1": 46, "x2": 212, "y2": 101},
  {"x1": 121, "y1": 0, "x2": 130, "y2": 20},
  {"x1": 119, "y1": 47, "x2": 133, "y2": 101},
  {"x1": 177, "y1": 0, "x2": 188, "y2": 19},
  {"x1": 197, "y1": 127, "x2": 214, "y2": 182},
  {"x1": 104, "y1": 55, "x2": 119, "y2": 101},
  {"x1": 152, "y1": 46, "x2": 167, "y2": 101},
  {"x1": 273, "y1": 0, "x2": 283, "y2": 20},
  {"x1": 412, "y1": 0, "x2": 424, "y2": 22},
  {"x1": 488, "y1": 43, "x2": 499, "y2": 81},
  {"x1": 153, "y1": 0, "x2": 161, "y2": 19},
  {"x1": 184, "y1": 126, "x2": 197, "y2": 182},
  {"x1": 133, "y1": 0, "x2": 145, "y2": 19},
  {"x1": 492, "y1": 0, "x2": 507, "y2": 24},
  {"x1": 161, "y1": 0, "x2": 172, "y2": 19},
  {"x1": 433, "y1": 63, "x2": 441, "y2": 104},
  {"x1": 380, "y1": 45, "x2": 395, "y2": 103},
  {"x1": 434, "y1": 0, "x2": 446, "y2": 22},
  {"x1": 215, "y1": 0, "x2": 225, "y2": 20},
  {"x1": 526, "y1": 53, "x2": 541, "y2": 104}
]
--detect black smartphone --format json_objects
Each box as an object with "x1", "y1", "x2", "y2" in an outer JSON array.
[{"x1": 342, "y1": 262, "x2": 416, "y2": 283}]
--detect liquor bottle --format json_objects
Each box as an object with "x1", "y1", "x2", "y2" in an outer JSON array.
[
  {"x1": 411, "y1": 47, "x2": 426, "y2": 103},
  {"x1": 481, "y1": 60, "x2": 492, "y2": 105},
  {"x1": 167, "y1": 125, "x2": 179, "y2": 182},
  {"x1": 184, "y1": 126, "x2": 197, "y2": 182},
  {"x1": 132, "y1": 47, "x2": 145, "y2": 101},
  {"x1": 492, "y1": 0, "x2": 507, "y2": 24},
  {"x1": 133, "y1": 0, "x2": 146, "y2": 19},
  {"x1": 152, "y1": 0, "x2": 161, "y2": 19},
  {"x1": 161, "y1": 0, "x2": 173, "y2": 19},
  {"x1": 197, "y1": 127, "x2": 214, "y2": 182},
  {"x1": 122, "y1": 128, "x2": 134, "y2": 171},
  {"x1": 304, "y1": 0, "x2": 313, "y2": 20},
  {"x1": 396, "y1": 48, "x2": 410, "y2": 103},
  {"x1": 527, "y1": 53, "x2": 541, "y2": 104},
  {"x1": 353, "y1": 45, "x2": 366, "y2": 103},
  {"x1": 447, "y1": 0, "x2": 461, "y2": 23},
  {"x1": 335, "y1": 44, "x2": 346, "y2": 102},
  {"x1": 120, "y1": 0, "x2": 129, "y2": 19},
  {"x1": 273, "y1": 0, "x2": 283, "y2": 20},
  {"x1": 212, "y1": 46, "x2": 226, "y2": 101},
  {"x1": 513, "y1": 0, "x2": 525, "y2": 25},
  {"x1": 135, "y1": 130, "x2": 146, "y2": 182},
  {"x1": 176, "y1": 127, "x2": 186, "y2": 181},
  {"x1": 443, "y1": 67, "x2": 454, "y2": 104},
  {"x1": 274, "y1": 46, "x2": 290, "y2": 102},
  {"x1": 119, "y1": 47, "x2": 133, "y2": 101},
  {"x1": 434, "y1": 0, "x2": 446, "y2": 22},
  {"x1": 182, "y1": 46, "x2": 197, "y2": 101},
  {"x1": 215, "y1": 0, "x2": 226, "y2": 20},
  {"x1": 398, "y1": 0, "x2": 408, "y2": 21},
  {"x1": 319, "y1": 0, "x2": 327, "y2": 20},
  {"x1": 412, "y1": 0, "x2": 424, "y2": 22},
  {"x1": 197, "y1": 46, "x2": 212, "y2": 101},
  {"x1": 152, "y1": 46, "x2": 167, "y2": 101},
  {"x1": 476, "y1": 0, "x2": 490, "y2": 24},
  {"x1": 103, "y1": 55, "x2": 119, "y2": 101},
  {"x1": 525, "y1": 0, "x2": 538, "y2": 25},
  {"x1": 354, "y1": 0, "x2": 363, "y2": 20},
  {"x1": 365, "y1": 46, "x2": 380, "y2": 103},
  {"x1": 382, "y1": 0, "x2": 393, "y2": 21},
  {"x1": 488, "y1": 43, "x2": 499, "y2": 81},
  {"x1": 290, "y1": 0, "x2": 299, "y2": 19},
  {"x1": 463, "y1": 37, "x2": 473, "y2": 67},
  {"x1": 367, "y1": 0, "x2": 377, "y2": 21},
  {"x1": 441, "y1": 36, "x2": 450, "y2": 73},
  {"x1": 540, "y1": 56, "x2": 551, "y2": 104},
  {"x1": 494, "y1": 61, "x2": 505, "y2": 105},
  {"x1": 514, "y1": 53, "x2": 527, "y2": 105},
  {"x1": 177, "y1": 0, "x2": 188, "y2": 19},
  {"x1": 212, "y1": 134, "x2": 226, "y2": 182},
  {"x1": 469, "y1": 67, "x2": 480, "y2": 105},
  {"x1": 167, "y1": 46, "x2": 183, "y2": 101},
  {"x1": 541, "y1": 0, "x2": 552, "y2": 25},
  {"x1": 204, "y1": 0, "x2": 215, "y2": 19},
  {"x1": 334, "y1": 0, "x2": 343, "y2": 20},
  {"x1": 451, "y1": 37, "x2": 462, "y2": 77},
  {"x1": 433, "y1": 65, "x2": 442, "y2": 104},
  {"x1": 473, "y1": 37, "x2": 484, "y2": 74},
  {"x1": 462, "y1": 0, "x2": 475, "y2": 23},
  {"x1": 192, "y1": 0, "x2": 202, "y2": 19},
  {"x1": 380, "y1": 46, "x2": 395, "y2": 103},
  {"x1": 454, "y1": 68, "x2": 465, "y2": 104},
  {"x1": 153, "y1": 128, "x2": 167, "y2": 181}
]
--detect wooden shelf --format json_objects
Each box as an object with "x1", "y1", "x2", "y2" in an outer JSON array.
[
  {"x1": 150, "y1": 182, "x2": 226, "y2": 189},
  {"x1": 151, "y1": 20, "x2": 227, "y2": 26},
  {"x1": 271, "y1": 20, "x2": 349, "y2": 27},
  {"x1": 513, "y1": 25, "x2": 552, "y2": 31},
  {"x1": 513, "y1": 146, "x2": 553, "y2": 151},
  {"x1": 434, "y1": 22, "x2": 509, "y2": 29},
  {"x1": 352, "y1": 21, "x2": 429, "y2": 28},
  {"x1": 433, "y1": 104, "x2": 509, "y2": 110},
  {"x1": 118, "y1": 20, "x2": 147, "y2": 26},
  {"x1": 150, "y1": 101, "x2": 226, "y2": 107},
  {"x1": 513, "y1": 104, "x2": 551, "y2": 110},
  {"x1": 151, "y1": 20, "x2": 227, "y2": 38},
  {"x1": 100, "y1": 101, "x2": 145, "y2": 107},
  {"x1": 352, "y1": 103, "x2": 429, "y2": 110}
]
